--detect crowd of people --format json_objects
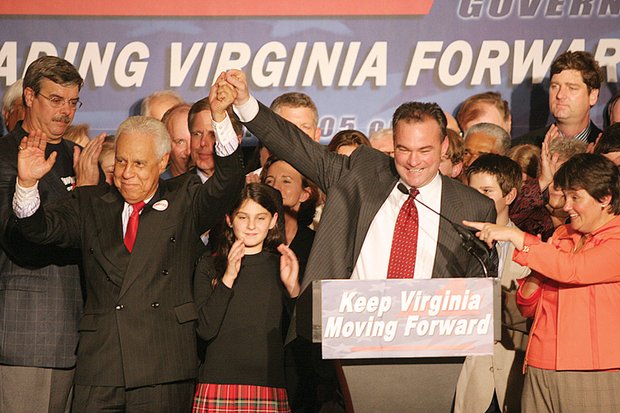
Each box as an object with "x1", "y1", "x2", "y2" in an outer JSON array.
[{"x1": 0, "y1": 48, "x2": 619, "y2": 413}]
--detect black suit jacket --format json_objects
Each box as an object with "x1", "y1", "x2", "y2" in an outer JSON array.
[
  {"x1": 0, "y1": 122, "x2": 83, "y2": 368},
  {"x1": 512, "y1": 120, "x2": 602, "y2": 147},
  {"x1": 15, "y1": 148, "x2": 244, "y2": 388},
  {"x1": 243, "y1": 103, "x2": 497, "y2": 340}
]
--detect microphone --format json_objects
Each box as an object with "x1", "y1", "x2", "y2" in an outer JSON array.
[{"x1": 397, "y1": 183, "x2": 495, "y2": 277}]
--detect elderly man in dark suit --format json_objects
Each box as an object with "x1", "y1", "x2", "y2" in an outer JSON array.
[
  {"x1": 0, "y1": 56, "x2": 103, "y2": 413},
  {"x1": 221, "y1": 69, "x2": 496, "y2": 327},
  {"x1": 12, "y1": 83, "x2": 244, "y2": 412}
]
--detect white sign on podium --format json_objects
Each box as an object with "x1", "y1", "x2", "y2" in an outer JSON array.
[{"x1": 321, "y1": 278, "x2": 495, "y2": 359}]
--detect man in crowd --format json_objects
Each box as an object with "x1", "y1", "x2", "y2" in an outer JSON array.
[
  {"x1": 189, "y1": 97, "x2": 243, "y2": 183},
  {"x1": 247, "y1": 92, "x2": 323, "y2": 179},
  {"x1": 457, "y1": 154, "x2": 529, "y2": 413},
  {"x1": 2, "y1": 79, "x2": 25, "y2": 135},
  {"x1": 161, "y1": 103, "x2": 192, "y2": 179},
  {"x1": 0, "y1": 56, "x2": 100, "y2": 413},
  {"x1": 141, "y1": 89, "x2": 185, "y2": 120},
  {"x1": 457, "y1": 91, "x2": 512, "y2": 134},
  {"x1": 12, "y1": 83, "x2": 244, "y2": 412},
  {"x1": 222, "y1": 68, "x2": 497, "y2": 313},
  {"x1": 369, "y1": 128, "x2": 394, "y2": 157},
  {"x1": 514, "y1": 50, "x2": 603, "y2": 146},
  {"x1": 606, "y1": 91, "x2": 620, "y2": 127},
  {"x1": 271, "y1": 92, "x2": 321, "y2": 142},
  {"x1": 462, "y1": 122, "x2": 511, "y2": 168},
  {"x1": 594, "y1": 123, "x2": 620, "y2": 166}
]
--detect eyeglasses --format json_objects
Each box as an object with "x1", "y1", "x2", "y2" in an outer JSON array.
[{"x1": 37, "y1": 92, "x2": 82, "y2": 109}]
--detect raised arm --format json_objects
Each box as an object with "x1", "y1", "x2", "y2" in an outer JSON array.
[
  {"x1": 192, "y1": 77, "x2": 245, "y2": 234},
  {"x1": 225, "y1": 69, "x2": 350, "y2": 193}
]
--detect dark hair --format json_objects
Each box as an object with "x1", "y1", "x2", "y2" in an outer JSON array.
[
  {"x1": 260, "y1": 156, "x2": 319, "y2": 227},
  {"x1": 466, "y1": 154, "x2": 522, "y2": 197},
  {"x1": 594, "y1": 123, "x2": 620, "y2": 155},
  {"x1": 327, "y1": 129, "x2": 371, "y2": 153},
  {"x1": 23, "y1": 56, "x2": 83, "y2": 106},
  {"x1": 188, "y1": 97, "x2": 243, "y2": 136},
  {"x1": 217, "y1": 183, "x2": 285, "y2": 258},
  {"x1": 392, "y1": 102, "x2": 447, "y2": 142},
  {"x1": 550, "y1": 51, "x2": 602, "y2": 92},
  {"x1": 554, "y1": 153, "x2": 620, "y2": 215},
  {"x1": 605, "y1": 91, "x2": 620, "y2": 129}
]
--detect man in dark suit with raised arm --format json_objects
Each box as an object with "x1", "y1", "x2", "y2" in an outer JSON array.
[
  {"x1": 11, "y1": 82, "x2": 244, "y2": 412},
  {"x1": 220, "y1": 70, "x2": 497, "y2": 333}
]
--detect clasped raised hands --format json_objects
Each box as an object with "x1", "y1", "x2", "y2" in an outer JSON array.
[{"x1": 209, "y1": 72, "x2": 238, "y2": 122}]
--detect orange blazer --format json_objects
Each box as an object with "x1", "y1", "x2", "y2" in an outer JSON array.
[{"x1": 515, "y1": 215, "x2": 620, "y2": 371}]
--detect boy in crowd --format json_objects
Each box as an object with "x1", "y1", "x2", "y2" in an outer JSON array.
[{"x1": 455, "y1": 154, "x2": 530, "y2": 413}]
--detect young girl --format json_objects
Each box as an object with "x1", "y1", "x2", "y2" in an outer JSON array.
[{"x1": 192, "y1": 183, "x2": 300, "y2": 413}]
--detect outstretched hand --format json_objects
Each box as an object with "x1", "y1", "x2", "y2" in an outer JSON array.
[
  {"x1": 278, "y1": 244, "x2": 300, "y2": 298},
  {"x1": 74, "y1": 133, "x2": 105, "y2": 187},
  {"x1": 462, "y1": 220, "x2": 526, "y2": 250},
  {"x1": 224, "y1": 69, "x2": 250, "y2": 107},
  {"x1": 17, "y1": 130, "x2": 57, "y2": 188}
]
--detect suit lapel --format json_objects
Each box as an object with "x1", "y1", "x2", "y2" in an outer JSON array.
[
  {"x1": 119, "y1": 184, "x2": 170, "y2": 299},
  {"x1": 93, "y1": 189, "x2": 129, "y2": 284},
  {"x1": 352, "y1": 160, "x2": 399, "y2": 261},
  {"x1": 433, "y1": 175, "x2": 464, "y2": 277}
]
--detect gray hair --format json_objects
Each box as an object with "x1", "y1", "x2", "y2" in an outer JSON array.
[
  {"x1": 464, "y1": 122, "x2": 511, "y2": 155},
  {"x1": 549, "y1": 137, "x2": 587, "y2": 163},
  {"x1": 369, "y1": 128, "x2": 393, "y2": 143},
  {"x1": 115, "y1": 116, "x2": 171, "y2": 159},
  {"x1": 140, "y1": 90, "x2": 184, "y2": 117},
  {"x1": 3, "y1": 79, "x2": 23, "y2": 114}
]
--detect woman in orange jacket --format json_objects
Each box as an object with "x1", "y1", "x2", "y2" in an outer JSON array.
[{"x1": 465, "y1": 153, "x2": 620, "y2": 412}]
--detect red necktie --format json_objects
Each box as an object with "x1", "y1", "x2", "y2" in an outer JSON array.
[
  {"x1": 124, "y1": 201, "x2": 146, "y2": 253},
  {"x1": 387, "y1": 188, "x2": 419, "y2": 279}
]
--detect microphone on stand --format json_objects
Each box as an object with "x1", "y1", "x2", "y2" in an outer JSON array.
[{"x1": 397, "y1": 183, "x2": 495, "y2": 277}]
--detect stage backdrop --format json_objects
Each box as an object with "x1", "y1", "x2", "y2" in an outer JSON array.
[{"x1": 1, "y1": 1, "x2": 618, "y2": 141}]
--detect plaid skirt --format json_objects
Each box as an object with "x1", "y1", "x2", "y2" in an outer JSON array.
[{"x1": 192, "y1": 383, "x2": 291, "y2": 413}]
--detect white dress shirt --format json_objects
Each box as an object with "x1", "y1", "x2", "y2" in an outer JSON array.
[
  {"x1": 231, "y1": 94, "x2": 445, "y2": 280},
  {"x1": 351, "y1": 173, "x2": 443, "y2": 280}
]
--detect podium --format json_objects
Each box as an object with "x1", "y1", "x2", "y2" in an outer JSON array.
[{"x1": 296, "y1": 278, "x2": 501, "y2": 413}]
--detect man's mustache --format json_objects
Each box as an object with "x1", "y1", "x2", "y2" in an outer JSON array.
[{"x1": 52, "y1": 115, "x2": 71, "y2": 123}]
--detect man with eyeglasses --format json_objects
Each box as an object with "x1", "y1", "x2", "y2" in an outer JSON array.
[{"x1": 0, "y1": 55, "x2": 101, "y2": 413}]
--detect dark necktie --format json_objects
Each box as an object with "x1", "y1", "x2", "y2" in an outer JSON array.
[
  {"x1": 124, "y1": 201, "x2": 146, "y2": 253},
  {"x1": 387, "y1": 188, "x2": 419, "y2": 279}
]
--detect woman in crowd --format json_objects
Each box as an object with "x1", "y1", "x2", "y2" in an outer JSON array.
[
  {"x1": 192, "y1": 183, "x2": 300, "y2": 413},
  {"x1": 465, "y1": 153, "x2": 620, "y2": 412},
  {"x1": 327, "y1": 129, "x2": 370, "y2": 156},
  {"x1": 261, "y1": 156, "x2": 317, "y2": 281}
]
